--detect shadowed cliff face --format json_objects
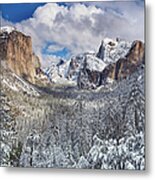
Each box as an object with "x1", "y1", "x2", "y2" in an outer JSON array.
[{"x1": 96, "y1": 40, "x2": 105, "y2": 60}]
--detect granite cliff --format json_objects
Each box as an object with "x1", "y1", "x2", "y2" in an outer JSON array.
[{"x1": 0, "y1": 28, "x2": 48, "y2": 85}]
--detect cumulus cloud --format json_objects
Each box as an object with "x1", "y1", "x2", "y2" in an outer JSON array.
[{"x1": 1, "y1": 2, "x2": 144, "y2": 67}]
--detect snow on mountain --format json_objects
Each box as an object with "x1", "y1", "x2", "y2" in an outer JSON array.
[
  {"x1": 1, "y1": 67, "x2": 40, "y2": 96},
  {"x1": 76, "y1": 54, "x2": 108, "y2": 89},
  {"x1": 0, "y1": 26, "x2": 16, "y2": 34},
  {"x1": 44, "y1": 38, "x2": 132, "y2": 86},
  {"x1": 66, "y1": 53, "x2": 86, "y2": 82},
  {"x1": 44, "y1": 59, "x2": 75, "y2": 85},
  {"x1": 44, "y1": 48, "x2": 99, "y2": 84},
  {"x1": 85, "y1": 54, "x2": 107, "y2": 72},
  {"x1": 98, "y1": 37, "x2": 132, "y2": 63}
]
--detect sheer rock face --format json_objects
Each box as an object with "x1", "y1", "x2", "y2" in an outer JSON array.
[
  {"x1": 0, "y1": 30, "x2": 41, "y2": 84},
  {"x1": 7, "y1": 31, "x2": 36, "y2": 83}
]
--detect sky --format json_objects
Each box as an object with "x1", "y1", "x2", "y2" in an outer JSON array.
[{"x1": 0, "y1": 1, "x2": 144, "y2": 68}]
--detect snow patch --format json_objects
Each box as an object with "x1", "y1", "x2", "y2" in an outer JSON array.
[
  {"x1": 86, "y1": 55, "x2": 107, "y2": 72},
  {"x1": 0, "y1": 26, "x2": 16, "y2": 34}
]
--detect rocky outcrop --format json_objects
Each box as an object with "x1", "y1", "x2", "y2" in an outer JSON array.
[{"x1": 0, "y1": 29, "x2": 48, "y2": 85}]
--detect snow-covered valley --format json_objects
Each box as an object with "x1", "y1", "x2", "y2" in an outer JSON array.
[
  {"x1": 0, "y1": 63, "x2": 145, "y2": 169},
  {"x1": 0, "y1": 26, "x2": 145, "y2": 169}
]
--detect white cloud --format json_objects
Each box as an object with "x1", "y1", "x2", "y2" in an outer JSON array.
[
  {"x1": 42, "y1": 54, "x2": 60, "y2": 68},
  {"x1": 47, "y1": 44, "x2": 63, "y2": 53},
  {"x1": 1, "y1": 2, "x2": 144, "y2": 68},
  {"x1": 46, "y1": 44, "x2": 64, "y2": 53}
]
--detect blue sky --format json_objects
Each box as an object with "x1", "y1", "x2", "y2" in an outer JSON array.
[
  {"x1": 1, "y1": 3, "x2": 46, "y2": 22},
  {"x1": 42, "y1": 42, "x2": 70, "y2": 58},
  {"x1": 0, "y1": 1, "x2": 144, "y2": 67},
  {"x1": 1, "y1": 2, "x2": 71, "y2": 22},
  {"x1": 0, "y1": 2, "x2": 71, "y2": 60}
]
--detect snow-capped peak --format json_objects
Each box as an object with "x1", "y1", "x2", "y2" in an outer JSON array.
[
  {"x1": 103, "y1": 37, "x2": 117, "y2": 46},
  {"x1": 100, "y1": 37, "x2": 132, "y2": 63},
  {"x1": 0, "y1": 26, "x2": 16, "y2": 34}
]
